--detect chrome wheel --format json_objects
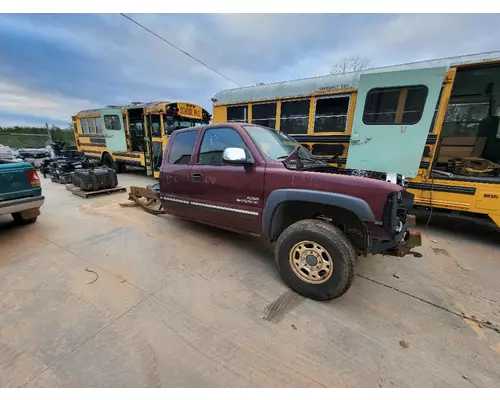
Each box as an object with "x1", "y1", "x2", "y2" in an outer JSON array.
[{"x1": 289, "y1": 240, "x2": 333, "y2": 284}]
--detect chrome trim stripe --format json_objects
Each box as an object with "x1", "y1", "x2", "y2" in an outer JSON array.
[
  {"x1": 162, "y1": 196, "x2": 190, "y2": 205},
  {"x1": 161, "y1": 196, "x2": 259, "y2": 216},
  {"x1": 191, "y1": 201, "x2": 259, "y2": 216}
]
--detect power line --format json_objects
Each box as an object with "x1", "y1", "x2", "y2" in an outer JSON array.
[{"x1": 120, "y1": 13, "x2": 242, "y2": 87}]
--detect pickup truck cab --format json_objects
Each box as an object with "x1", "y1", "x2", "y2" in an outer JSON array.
[
  {"x1": 159, "y1": 123, "x2": 421, "y2": 300},
  {"x1": 0, "y1": 160, "x2": 44, "y2": 224}
]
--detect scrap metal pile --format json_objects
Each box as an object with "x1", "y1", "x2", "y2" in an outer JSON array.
[
  {"x1": 70, "y1": 167, "x2": 119, "y2": 192},
  {"x1": 39, "y1": 140, "x2": 120, "y2": 193},
  {"x1": 40, "y1": 141, "x2": 92, "y2": 184},
  {"x1": 16, "y1": 147, "x2": 51, "y2": 168}
]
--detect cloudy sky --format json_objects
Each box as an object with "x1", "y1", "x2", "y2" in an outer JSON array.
[{"x1": 1, "y1": 13, "x2": 499, "y2": 127}]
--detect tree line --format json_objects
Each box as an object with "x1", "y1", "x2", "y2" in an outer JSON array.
[{"x1": 0, "y1": 125, "x2": 75, "y2": 148}]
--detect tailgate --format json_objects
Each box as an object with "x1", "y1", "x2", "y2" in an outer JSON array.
[{"x1": 0, "y1": 162, "x2": 41, "y2": 201}]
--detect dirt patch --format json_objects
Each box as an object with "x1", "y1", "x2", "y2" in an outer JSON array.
[
  {"x1": 431, "y1": 247, "x2": 451, "y2": 257},
  {"x1": 262, "y1": 290, "x2": 304, "y2": 324},
  {"x1": 430, "y1": 246, "x2": 469, "y2": 271}
]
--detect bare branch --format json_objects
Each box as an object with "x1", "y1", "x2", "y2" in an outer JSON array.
[{"x1": 331, "y1": 56, "x2": 371, "y2": 75}]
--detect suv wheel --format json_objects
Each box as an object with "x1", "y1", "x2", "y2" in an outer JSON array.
[{"x1": 275, "y1": 219, "x2": 356, "y2": 301}]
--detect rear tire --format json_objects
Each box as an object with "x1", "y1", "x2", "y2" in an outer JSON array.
[
  {"x1": 12, "y1": 212, "x2": 38, "y2": 224},
  {"x1": 275, "y1": 219, "x2": 356, "y2": 301}
]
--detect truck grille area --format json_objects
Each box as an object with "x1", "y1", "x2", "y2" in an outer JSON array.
[{"x1": 382, "y1": 191, "x2": 415, "y2": 234}]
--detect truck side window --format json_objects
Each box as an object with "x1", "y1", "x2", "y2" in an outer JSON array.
[
  {"x1": 167, "y1": 130, "x2": 198, "y2": 165},
  {"x1": 198, "y1": 127, "x2": 248, "y2": 166}
]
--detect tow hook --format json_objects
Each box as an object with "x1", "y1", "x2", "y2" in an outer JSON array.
[{"x1": 385, "y1": 229, "x2": 422, "y2": 257}]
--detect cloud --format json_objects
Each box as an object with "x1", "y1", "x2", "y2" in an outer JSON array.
[
  {"x1": 0, "y1": 13, "x2": 499, "y2": 126},
  {"x1": 0, "y1": 79, "x2": 98, "y2": 124}
]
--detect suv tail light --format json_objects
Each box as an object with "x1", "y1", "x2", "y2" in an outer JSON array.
[{"x1": 26, "y1": 169, "x2": 41, "y2": 188}]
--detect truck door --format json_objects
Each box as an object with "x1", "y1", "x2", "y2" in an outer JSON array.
[
  {"x1": 160, "y1": 129, "x2": 199, "y2": 219},
  {"x1": 346, "y1": 66, "x2": 446, "y2": 178},
  {"x1": 189, "y1": 126, "x2": 264, "y2": 234}
]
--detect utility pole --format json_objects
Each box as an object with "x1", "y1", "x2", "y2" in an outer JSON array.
[{"x1": 45, "y1": 123, "x2": 52, "y2": 143}]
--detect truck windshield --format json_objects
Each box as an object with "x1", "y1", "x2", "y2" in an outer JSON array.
[{"x1": 244, "y1": 125, "x2": 313, "y2": 161}]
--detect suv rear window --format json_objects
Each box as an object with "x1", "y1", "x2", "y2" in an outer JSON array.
[{"x1": 167, "y1": 130, "x2": 198, "y2": 164}]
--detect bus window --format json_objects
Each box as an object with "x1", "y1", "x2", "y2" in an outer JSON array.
[
  {"x1": 151, "y1": 114, "x2": 161, "y2": 138},
  {"x1": 95, "y1": 117, "x2": 103, "y2": 135},
  {"x1": 88, "y1": 118, "x2": 96, "y2": 134},
  {"x1": 311, "y1": 143, "x2": 345, "y2": 156},
  {"x1": 363, "y1": 86, "x2": 428, "y2": 125},
  {"x1": 402, "y1": 87, "x2": 429, "y2": 124},
  {"x1": 435, "y1": 64, "x2": 500, "y2": 172},
  {"x1": 227, "y1": 105, "x2": 248, "y2": 122},
  {"x1": 80, "y1": 118, "x2": 88, "y2": 134},
  {"x1": 280, "y1": 99, "x2": 309, "y2": 135},
  {"x1": 104, "y1": 115, "x2": 122, "y2": 130},
  {"x1": 252, "y1": 102, "x2": 276, "y2": 128},
  {"x1": 164, "y1": 115, "x2": 174, "y2": 134},
  {"x1": 153, "y1": 141, "x2": 162, "y2": 172},
  {"x1": 314, "y1": 97, "x2": 349, "y2": 133}
]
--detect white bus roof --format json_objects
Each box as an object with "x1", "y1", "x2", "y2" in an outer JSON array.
[{"x1": 213, "y1": 50, "x2": 500, "y2": 105}]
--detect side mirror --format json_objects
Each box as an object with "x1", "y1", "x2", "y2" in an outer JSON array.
[{"x1": 222, "y1": 147, "x2": 253, "y2": 166}]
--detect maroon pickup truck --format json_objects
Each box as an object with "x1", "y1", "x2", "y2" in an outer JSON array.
[{"x1": 159, "y1": 123, "x2": 421, "y2": 301}]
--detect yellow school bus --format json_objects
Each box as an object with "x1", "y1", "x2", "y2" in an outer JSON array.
[
  {"x1": 72, "y1": 101, "x2": 211, "y2": 178},
  {"x1": 212, "y1": 51, "x2": 500, "y2": 228}
]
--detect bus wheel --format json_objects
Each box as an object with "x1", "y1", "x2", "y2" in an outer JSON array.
[{"x1": 102, "y1": 153, "x2": 119, "y2": 172}]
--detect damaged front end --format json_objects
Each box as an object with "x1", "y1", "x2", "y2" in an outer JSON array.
[
  {"x1": 383, "y1": 228, "x2": 422, "y2": 258},
  {"x1": 369, "y1": 191, "x2": 423, "y2": 258}
]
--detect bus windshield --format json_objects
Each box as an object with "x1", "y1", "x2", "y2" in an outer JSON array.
[
  {"x1": 175, "y1": 120, "x2": 209, "y2": 129},
  {"x1": 244, "y1": 125, "x2": 313, "y2": 161},
  {"x1": 164, "y1": 117, "x2": 209, "y2": 133}
]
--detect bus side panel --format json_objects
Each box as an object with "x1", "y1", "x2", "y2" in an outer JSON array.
[
  {"x1": 409, "y1": 176, "x2": 500, "y2": 227},
  {"x1": 212, "y1": 105, "x2": 227, "y2": 124},
  {"x1": 100, "y1": 109, "x2": 128, "y2": 152}
]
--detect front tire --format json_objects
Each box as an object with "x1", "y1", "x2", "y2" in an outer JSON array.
[
  {"x1": 275, "y1": 219, "x2": 356, "y2": 301},
  {"x1": 12, "y1": 212, "x2": 38, "y2": 224}
]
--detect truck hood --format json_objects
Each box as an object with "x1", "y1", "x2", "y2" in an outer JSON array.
[{"x1": 266, "y1": 163, "x2": 403, "y2": 221}]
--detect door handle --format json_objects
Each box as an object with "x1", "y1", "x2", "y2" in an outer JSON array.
[{"x1": 191, "y1": 173, "x2": 203, "y2": 182}]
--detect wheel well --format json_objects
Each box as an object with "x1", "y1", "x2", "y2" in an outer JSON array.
[{"x1": 269, "y1": 201, "x2": 368, "y2": 250}]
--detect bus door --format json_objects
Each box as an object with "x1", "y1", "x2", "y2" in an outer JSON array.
[
  {"x1": 146, "y1": 113, "x2": 163, "y2": 178},
  {"x1": 101, "y1": 109, "x2": 128, "y2": 152},
  {"x1": 71, "y1": 116, "x2": 80, "y2": 150},
  {"x1": 346, "y1": 66, "x2": 446, "y2": 178}
]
